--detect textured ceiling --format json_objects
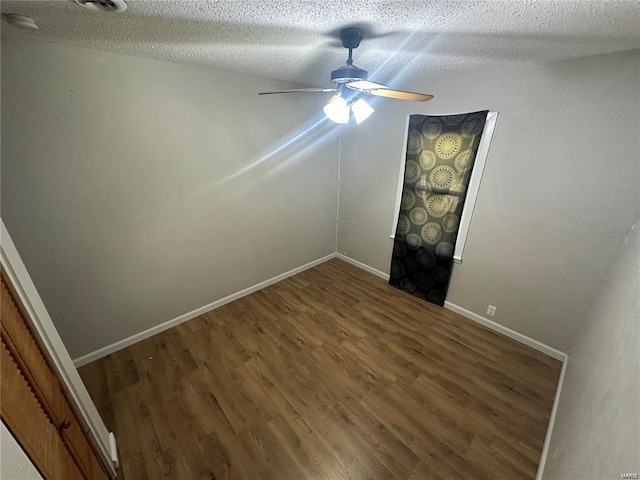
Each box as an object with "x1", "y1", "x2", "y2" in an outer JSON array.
[{"x1": 1, "y1": 1, "x2": 639, "y2": 87}]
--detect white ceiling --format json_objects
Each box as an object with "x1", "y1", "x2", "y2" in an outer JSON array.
[{"x1": 2, "y1": 1, "x2": 639, "y2": 87}]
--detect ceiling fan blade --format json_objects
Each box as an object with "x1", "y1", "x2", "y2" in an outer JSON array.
[
  {"x1": 345, "y1": 81, "x2": 433, "y2": 102},
  {"x1": 258, "y1": 88, "x2": 337, "y2": 96},
  {"x1": 345, "y1": 80, "x2": 389, "y2": 91},
  {"x1": 366, "y1": 88, "x2": 434, "y2": 102}
]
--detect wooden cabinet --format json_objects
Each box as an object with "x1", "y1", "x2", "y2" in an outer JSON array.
[{"x1": 1, "y1": 272, "x2": 110, "y2": 480}]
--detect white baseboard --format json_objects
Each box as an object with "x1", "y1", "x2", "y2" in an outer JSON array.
[
  {"x1": 336, "y1": 253, "x2": 569, "y2": 479},
  {"x1": 75, "y1": 249, "x2": 568, "y2": 479},
  {"x1": 444, "y1": 300, "x2": 569, "y2": 480},
  {"x1": 335, "y1": 253, "x2": 567, "y2": 361},
  {"x1": 336, "y1": 253, "x2": 390, "y2": 280},
  {"x1": 535, "y1": 356, "x2": 568, "y2": 480},
  {"x1": 73, "y1": 253, "x2": 337, "y2": 367},
  {"x1": 443, "y1": 302, "x2": 567, "y2": 361}
]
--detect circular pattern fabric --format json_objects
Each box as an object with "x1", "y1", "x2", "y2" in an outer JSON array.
[
  {"x1": 419, "y1": 150, "x2": 437, "y2": 170},
  {"x1": 400, "y1": 277, "x2": 416, "y2": 293},
  {"x1": 462, "y1": 114, "x2": 485, "y2": 138},
  {"x1": 454, "y1": 150, "x2": 472, "y2": 172},
  {"x1": 442, "y1": 114, "x2": 466, "y2": 125},
  {"x1": 404, "y1": 160, "x2": 421, "y2": 184},
  {"x1": 401, "y1": 189, "x2": 416, "y2": 210},
  {"x1": 422, "y1": 119, "x2": 442, "y2": 139},
  {"x1": 442, "y1": 213, "x2": 460, "y2": 233},
  {"x1": 406, "y1": 233, "x2": 423, "y2": 250},
  {"x1": 435, "y1": 242, "x2": 454, "y2": 258},
  {"x1": 421, "y1": 222, "x2": 442, "y2": 244},
  {"x1": 435, "y1": 133, "x2": 462, "y2": 159},
  {"x1": 409, "y1": 116, "x2": 423, "y2": 128},
  {"x1": 407, "y1": 130, "x2": 423, "y2": 154},
  {"x1": 415, "y1": 176, "x2": 432, "y2": 200},
  {"x1": 392, "y1": 240, "x2": 407, "y2": 257},
  {"x1": 428, "y1": 290, "x2": 445, "y2": 305},
  {"x1": 409, "y1": 207, "x2": 429, "y2": 225},
  {"x1": 390, "y1": 260, "x2": 405, "y2": 279},
  {"x1": 429, "y1": 165, "x2": 456, "y2": 190},
  {"x1": 426, "y1": 195, "x2": 450, "y2": 218},
  {"x1": 432, "y1": 267, "x2": 450, "y2": 283},
  {"x1": 416, "y1": 249, "x2": 437, "y2": 269},
  {"x1": 396, "y1": 214, "x2": 411, "y2": 235},
  {"x1": 414, "y1": 272, "x2": 434, "y2": 291},
  {"x1": 403, "y1": 257, "x2": 418, "y2": 274}
]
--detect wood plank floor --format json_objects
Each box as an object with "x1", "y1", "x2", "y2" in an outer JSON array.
[{"x1": 79, "y1": 259, "x2": 562, "y2": 479}]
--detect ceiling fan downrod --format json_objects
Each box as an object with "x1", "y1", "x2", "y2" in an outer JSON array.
[{"x1": 331, "y1": 27, "x2": 368, "y2": 84}]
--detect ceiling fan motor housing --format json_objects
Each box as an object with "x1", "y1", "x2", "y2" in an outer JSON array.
[{"x1": 331, "y1": 64, "x2": 368, "y2": 84}]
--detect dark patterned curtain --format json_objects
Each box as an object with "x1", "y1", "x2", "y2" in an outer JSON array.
[{"x1": 390, "y1": 111, "x2": 488, "y2": 306}]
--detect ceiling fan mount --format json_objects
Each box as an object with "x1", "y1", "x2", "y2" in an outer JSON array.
[{"x1": 339, "y1": 27, "x2": 365, "y2": 50}]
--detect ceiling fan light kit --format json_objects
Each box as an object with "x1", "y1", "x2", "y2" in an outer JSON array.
[
  {"x1": 259, "y1": 27, "x2": 434, "y2": 125},
  {"x1": 323, "y1": 94, "x2": 351, "y2": 124},
  {"x1": 322, "y1": 90, "x2": 376, "y2": 124},
  {"x1": 351, "y1": 98, "x2": 375, "y2": 124}
]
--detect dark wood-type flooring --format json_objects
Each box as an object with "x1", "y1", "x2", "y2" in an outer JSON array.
[{"x1": 79, "y1": 259, "x2": 562, "y2": 479}]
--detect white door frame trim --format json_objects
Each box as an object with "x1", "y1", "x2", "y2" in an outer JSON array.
[{"x1": 1, "y1": 220, "x2": 118, "y2": 477}]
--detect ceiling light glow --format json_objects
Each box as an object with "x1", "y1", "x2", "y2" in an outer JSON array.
[
  {"x1": 351, "y1": 98, "x2": 375, "y2": 124},
  {"x1": 323, "y1": 94, "x2": 375, "y2": 125},
  {"x1": 323, "y1": 94, "x2": 350, "y2": 124}
]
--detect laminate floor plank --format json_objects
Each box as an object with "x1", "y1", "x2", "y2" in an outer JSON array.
[{"x1": 79, "y1": 258, "x2": 561, "y2": 479}]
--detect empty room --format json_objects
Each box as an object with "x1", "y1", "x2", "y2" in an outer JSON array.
[{"x1": 1, "y1": 1, "x2": 638, "y2": 479}]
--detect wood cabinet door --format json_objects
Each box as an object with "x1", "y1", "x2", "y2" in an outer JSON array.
[{"x1": 1, "y1": 272, "x2": 110, "y2": 480}]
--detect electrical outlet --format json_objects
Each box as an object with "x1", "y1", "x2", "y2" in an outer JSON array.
[{"x1": 487, "y1": 305, "x2": 497, "y2": 317}]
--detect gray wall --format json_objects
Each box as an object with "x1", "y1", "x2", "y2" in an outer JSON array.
[
  {"x1": 544, "y1": 217, "x2": 640, "y2": 479},
  {"x1": 338, "y1": 50, "x2": 640, "y2": 351},
  {"x1": 1, "y1": 39, "x2": 339, "y2": 358},
  {"x1": 3, "y1": 39, "x2": 639, "y2": 360}
]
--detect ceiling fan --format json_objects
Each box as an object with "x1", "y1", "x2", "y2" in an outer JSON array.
[{"x1": 258, "y1": 27, "x2": 434, "y2": 124}]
